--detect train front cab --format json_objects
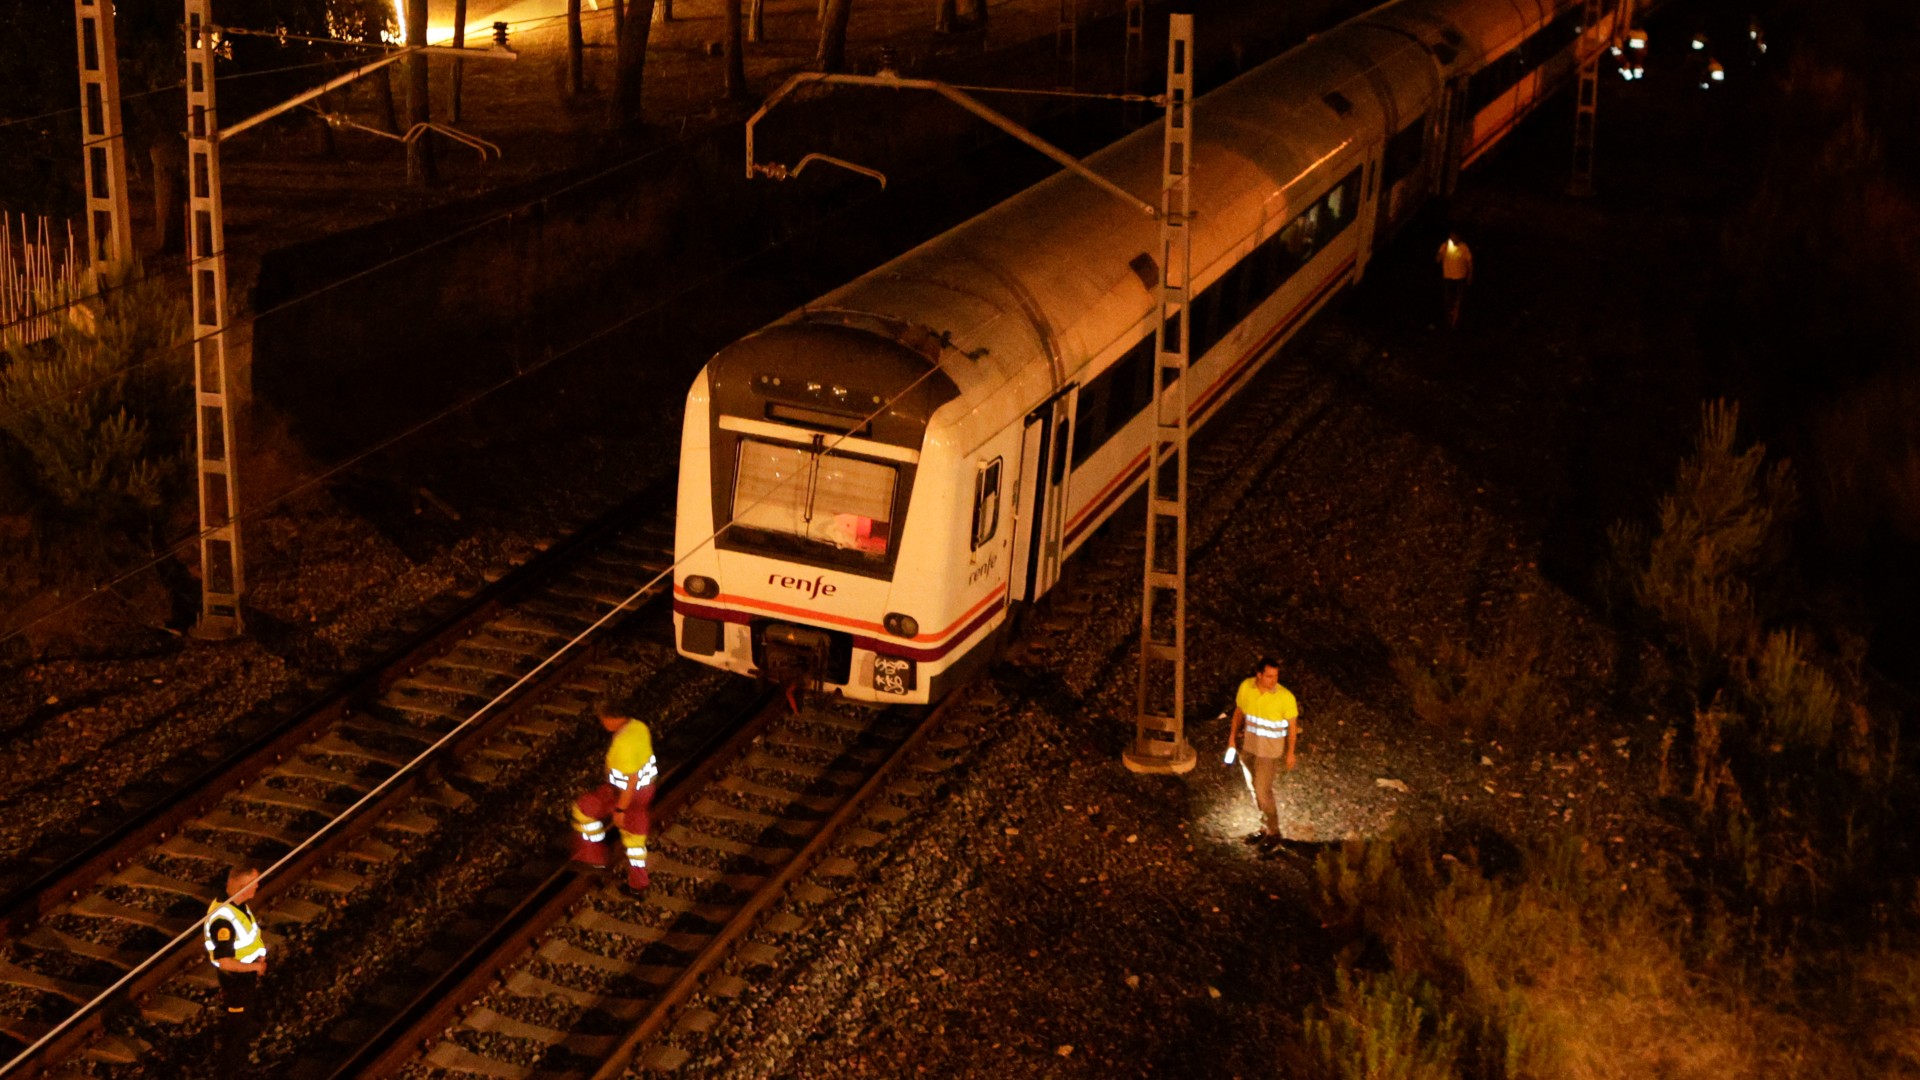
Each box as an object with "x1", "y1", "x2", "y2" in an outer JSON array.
[{"x1": 672, "y1": 320, "x2": 984, "y2": 705}]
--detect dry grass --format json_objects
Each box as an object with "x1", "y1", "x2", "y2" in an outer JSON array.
[
  {"x1": 1391, "y1": 608, "x2": 1556, "y2": 740},
  {"x1": 1306, "y1": 835, "x2": 1805, "y2": 1080}
]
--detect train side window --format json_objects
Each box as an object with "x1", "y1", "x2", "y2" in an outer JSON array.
[
  {"x1": 1383, "y1": 116, "x2": 1427, "y2": 188},
  {"x1": 1114, "y1": 338, "x2": 1154, "y2": 430},
  {"x1": 1248, "y1": 234, "x2": 1273, "y2": 298},
  {"x1": 971, "y1": 458, "x2": 1002, "y2": 550},
  {"x1": 1072, "y1": 373, "x2": 1110, "y2": 465},
  {"x1": 1072, "y1": 338, "x2": 1155, "y2": 467},
  {"x1": 1050, "y1": 420, "x2": 1072, "y2": 485},
  {"x1": 1227, "y1": 260, "x2": 1255, "y2": 324},
  {"x1": 1191, "y1": 288, "x2": 1221, "y2": 358}
]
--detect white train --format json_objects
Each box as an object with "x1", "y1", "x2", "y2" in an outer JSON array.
[{"x1": 674, "y1": 0, "x2": 1614, "y2": 703}]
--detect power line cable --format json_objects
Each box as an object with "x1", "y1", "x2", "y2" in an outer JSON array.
[
  {"x1": 0, "y1": 135, "x2": 906, "y2": 644},
  {"x1": 0, "y1": 96, "x2": 697, "y2": 421}
]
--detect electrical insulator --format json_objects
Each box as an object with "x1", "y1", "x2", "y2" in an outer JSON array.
[{"x1": 492, "y1": 21, "x2": 509, "y2": 48}]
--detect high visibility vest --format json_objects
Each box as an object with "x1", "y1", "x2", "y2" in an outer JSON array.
[
  {"x1": 606, "y1": 719, "x2": 658, "y2": 791},
  {"x1": 1236, "y1": 678, "x2": 1300, "y2": 757},
  {"x1": 204, "y1": 900, "x2": 267, "y2": 965}
]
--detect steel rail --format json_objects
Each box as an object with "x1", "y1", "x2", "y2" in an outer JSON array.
[
  {"x1": 589, "y1": 691, "x2": 964, "y2": 1078},
  {"x1": 0, "y1": 480, "x2": 670, "y2": 934},
  {"x1": 0, "y1": 484, "x2": 676, "y2": 1077},
  {"x1": 332, "y1": 688, "x2": 785, "y2": 1080}
]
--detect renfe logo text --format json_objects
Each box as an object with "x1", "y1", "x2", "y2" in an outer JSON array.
[{"x1": 770, "y1": 573, "x2": 836, "y2": 600}]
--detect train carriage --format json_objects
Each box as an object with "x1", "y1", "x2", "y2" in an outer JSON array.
[{"x1": 673, "y1": 0, "x2": 1615, "y2": 704}]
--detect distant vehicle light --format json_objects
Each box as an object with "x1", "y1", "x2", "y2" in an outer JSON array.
[{"x1": 684, "y1": 575, "x2": 720, "y2": 599}]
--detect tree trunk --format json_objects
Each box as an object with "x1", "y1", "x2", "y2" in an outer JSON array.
[
  {"x1": 816, "y1": 0, "x2": 854, "y2": 72},
  {"x1": 567, "y1": 0, "x2": 585, "y2": 96},
  {"x1": 961, "y1": 0, "x2": 985, "y2": 28},
  {"x1": 723, "y1": 0, "x2": 746, "y2": 98},
  {"x1": 934, "y1": 0, "x2": 955, "y2": 34},
  {"x1": 748, "y1": 0, "x2": 765, "y2": 44},
  {"x1": 405, "y1": 0, "x2": 437, "y2": 185},
  {"x1": 612, "y1": 0, "x2": 656, "y2": 137},
  {"x1": 375, "y1": 67, "x2": 401, "y2": 134},
  {"x1": 148, "y1": 138, "x2": 185, "y2": 256},
  {"x1": 450, "y1": 0, "x2": 469, "y2": 120}
]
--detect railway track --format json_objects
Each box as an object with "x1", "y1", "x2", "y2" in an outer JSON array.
[
  {"x1": 338, "y1": 688, "x2": 987, "y2": 1080},
  {"x1": 0, "y1": 482, "x2": 688, "y2": 1076},
  {"x1": 323, "y1": 333, "x2": 1355, "y2": 1080},
  {"x1": 0, "y1": 307, "x2": 1356, "y2": 1079}
]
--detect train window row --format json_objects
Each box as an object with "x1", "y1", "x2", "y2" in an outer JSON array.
[
  {"x1": 1468, "y1": 5, "x2": 1586, "y2": 112},
  {"x1": 1071, "y1": 167, "x2": 1363, "y2": 467}
]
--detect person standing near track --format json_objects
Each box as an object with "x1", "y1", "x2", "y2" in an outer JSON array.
[
  {"x1": 569, "y1": 700, "x2": 657, "y2": 895},
  {"x1": 1230, "y1": 657, "x2": 1300, "y2": 853},
  {"x1": 203, "y1": 864, "x2": 268, "y2": 1075},
  {"x1": 1437, "y1": 231, "x2": 1474, "y2": 328}
]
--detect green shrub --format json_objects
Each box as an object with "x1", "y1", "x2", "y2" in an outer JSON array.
[
  {"x1": 0, "y1": 265, "x2": 190, "y2": 582},
  {"x1": 1303, "y1": 968, "x2": 1463, "y2": 1080},
  {"x1": 1617, "y1": 400, "x2": 1795, "y2": 675},
  {"x1": 1749, "y1": 629, "x2": 1841, "y2": 752}
]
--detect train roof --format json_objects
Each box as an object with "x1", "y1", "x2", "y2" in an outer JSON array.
[{"x1": 711, "y1": 0, "x2": 1563, "y2": 456}]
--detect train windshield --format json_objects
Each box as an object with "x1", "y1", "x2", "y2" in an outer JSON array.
[{"x1": 731, "y1": 437, "x2": 897, "y2": 561}]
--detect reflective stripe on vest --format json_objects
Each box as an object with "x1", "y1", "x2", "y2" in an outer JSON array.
[
  {"x1": 204, "y1": 901, "x2": 267, "y2": 965},
  {"x1": 609, "y1": 753, "x2": 658, "y2": 791},
  {"x1": 1245, "y1": 714, "x2": 1291, "y2": 740}
]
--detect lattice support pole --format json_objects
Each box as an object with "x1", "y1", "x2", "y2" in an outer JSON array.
[
  {"x1": 74, "y1": 0, "x2": 134, "y2": 269},
  {"x1": 1126, "y1": 14, "x2": 1196, "y2": 776},
  {"x1": 185, "y1": 0, "x2": 245, "y2": 638},
  {"x1": 1567, "y1": 0, "x2": 1606, "y2": 196}
]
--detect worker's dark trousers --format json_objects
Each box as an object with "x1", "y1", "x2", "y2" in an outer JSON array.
[
  {"x1": 215, "y1": 969, "x2": 259, "y2": 1075},
  {"x1": 1443, "y1": 279, "x2": 1468, "y2": 327}
]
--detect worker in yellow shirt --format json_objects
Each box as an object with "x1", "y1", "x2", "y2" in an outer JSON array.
[
  {"x1": 1436, "y1": 231, "x2": 1474, "y2": 329},
  {"x1": 570, "y1": 701, "x2": 657, "y2": 893},
  {"x1": 1229, "y1": 656, "x2": 1300, "y2": 852}
]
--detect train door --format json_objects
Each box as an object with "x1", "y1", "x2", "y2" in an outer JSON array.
[
  {"x1": 1354, "y1": 155, "x2": 1381, "y2": 270},
  {"x1": 1010, "y1": 387, "x2": 1076, "y2": 604}
]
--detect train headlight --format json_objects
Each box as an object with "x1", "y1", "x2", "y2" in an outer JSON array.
[
  {"x1": 684, "y1": 575, "x2": 720, "y2": 599},
  {"x1": 883, "y1": 612, "x2": 919, "y2": 638}
]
